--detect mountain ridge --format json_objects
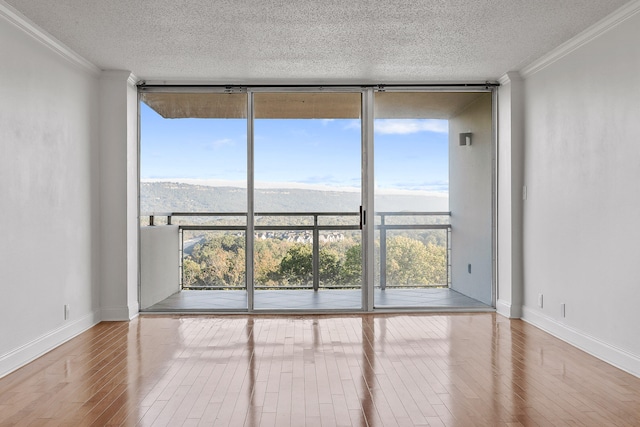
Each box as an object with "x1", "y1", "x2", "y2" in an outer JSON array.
[{"x1": 141, "y1": 182, "x2": 448, "y2": 213}]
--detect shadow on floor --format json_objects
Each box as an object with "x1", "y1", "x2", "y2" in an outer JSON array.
[{"x1": 143, "y1": 288, "x2": 492, "y2": 311}]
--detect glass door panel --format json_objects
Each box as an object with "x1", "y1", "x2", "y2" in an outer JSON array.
[
  {"x1": 253, "y1": 92, "x2": 363, "y2": 310},
  {"x1": 373, "y1": 92, "x2": 450, "y2": 309},
  {"x1": 139, "y1": 92, "x2": 248, "y2": 311},
  {"x1": 373, "y1": 91, "x2": 493, "y2": 309}
]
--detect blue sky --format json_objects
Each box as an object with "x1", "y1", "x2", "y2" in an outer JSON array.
[{"x1": 140, "y1": 102, "x2": 449, "y2": 194}]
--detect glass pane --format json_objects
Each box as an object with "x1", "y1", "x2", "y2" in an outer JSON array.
[
  {"x1": 253, "y1": 92, "x2": 362, "y2": 310},
  {"x1": 254, "y1": 92, "x2": 362, "y2": 213},
  {"x1": 140, "y1": 93, "x2": 248, "y2": 218},
  {"x1": 373, "y1": 91, "x2": 493, "y2": 309},
  {"x1": 140, "y1": 93, "x2": 248, "y2": 311},
  {"x1": 373, "y1": 92, "x2": 450, "y2": 308}
]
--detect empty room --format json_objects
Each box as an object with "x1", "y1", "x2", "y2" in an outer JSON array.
[{"x1": 1, "y1": 0, "x2": 640, "y2": 425}]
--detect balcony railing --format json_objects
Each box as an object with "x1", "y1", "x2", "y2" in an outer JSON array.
[
  {"x1": 376, "y1": 212, "x2": 451, "y2": 290},
  {"x1": 142, "y1": 211, "x2": 451, "y2": 291}
]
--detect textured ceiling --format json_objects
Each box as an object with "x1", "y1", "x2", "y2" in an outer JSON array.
[{"x1": 6, "y1": 0, "x2": 630, "y2": 83}]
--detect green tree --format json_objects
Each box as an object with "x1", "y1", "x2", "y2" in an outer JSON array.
[
  {"x1": 278, "y1": 244, "x2": 313, "y2": 285},
  {"x1": 255, "y1": 239, "x2": 293, "y2": 286},
  {"x1": 184, "y1": 235, "x2": 246, "y2": 288},
  {"x1": 182, "y1": 258, "x2": 202, "y2": 287},
  {"x1": 386, "y1": 236, "x2": 430, "y2": 285},
  {"x1": 385, "y1": 236, "x2": 447, "y2": 286},
  {"x1": 341, "y1": 244, "x2": 362, "y2": 286},
  {"x1": 182, "y1": 232, "x2": 446, "y2": 290},
  {"x1": 276, "y1": 244, "x2": 350, "y2": 286},
  {"x1": 319, "y1": 248, "x2": 341, "y2": 285},
  {"x1": 423, "y1": 242, "x2": 447, "y2": 285}
]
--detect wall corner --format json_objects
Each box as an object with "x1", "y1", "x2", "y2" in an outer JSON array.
[
  {"x1": 98, "y1": 69, "x2": 139, "y2": 320},
  {"x1": 497, "y1": 70, "x2": 525, "y2": 319}
]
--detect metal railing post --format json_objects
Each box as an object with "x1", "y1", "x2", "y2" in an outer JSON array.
[
  {"x1": 313, "y1": 214, "x2": 319, "y2": 292},
  {"x1": 380, "y1": 214, "x2": 387, "y2": 290},
  {"x1": 447, "y1": 227, "x2": 452, "y2": 288},
  {"x1": 179, "y1": 229, "x2": 184, "y2": 289}
]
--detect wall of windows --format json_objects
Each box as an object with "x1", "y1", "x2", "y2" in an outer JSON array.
[{"x1": 139, "y1": 87, "x2": 494, "y2": 312}]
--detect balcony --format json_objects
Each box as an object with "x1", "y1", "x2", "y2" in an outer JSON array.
[{"x1": 140, "y1": 211, "x2": 491, "y2": 311}]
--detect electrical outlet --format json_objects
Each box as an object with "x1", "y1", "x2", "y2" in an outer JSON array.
[
  {"x1": 561, "y1": 303, "x2": 566, "y2": 318},
  {"x1": 538, "y1": 293, "x2": 543, "y2": 308},
  {"x1": 64, "y1": 304, "x2": 70, "y2": 320}
]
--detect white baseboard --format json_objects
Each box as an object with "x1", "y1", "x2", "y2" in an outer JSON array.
[
  {"x1": 128, "y1": 303, "x2": 140, "y2": 320},
  {"x1": 0, "y1": 310, "x2": 101, "y2": 379},
  {"x1": 101, "y1": 305, "x2": 138, "y2": 321},
  {"x1": 522, "y1": 306, "x2": 640, "y2": 378},
  {"x1": 496, "y1": 299, "x2": 522, "y2": 319},
  {"x1": 496, "y1": 299, "x2": 512, "y2": 318}
]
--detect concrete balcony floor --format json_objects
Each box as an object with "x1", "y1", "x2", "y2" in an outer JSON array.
[{"x1": 143, "y1": 288, "x2": 492, "y2": 312}]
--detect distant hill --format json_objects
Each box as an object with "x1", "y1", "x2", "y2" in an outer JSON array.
[{"x1": 140, "y1": 182, "x2": 448, "y2": 213}]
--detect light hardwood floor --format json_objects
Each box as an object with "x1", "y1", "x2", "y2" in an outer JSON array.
[{"x1": 0, "y1": 314, "x2": 639, "y2": 426}]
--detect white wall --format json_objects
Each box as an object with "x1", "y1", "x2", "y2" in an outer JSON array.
[
  {"x1": 496, "y1": 73, "x2": 524, "y2": 318},
  {"x1": 521, "y1": 6, "x2": 640, "y2": 376},
  {"x1": 0, "y1": 6, "x2": 101, "y2": 376},
  {"x1": 449, "y1": 93, "x2": 494, "y2": 305},
  {"x1": 99, "y1": 71, "x2": 139, "y2": 320},
  {"x1": 126, "y1": 79, "x2": 139, "y2": 315},
  {"x1": 140, "y1": 225, "x2": 180, "y2": 309}
]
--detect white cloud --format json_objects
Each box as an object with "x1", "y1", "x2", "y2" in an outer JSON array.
[
  {"x1": 321, "y1": 119, "x2": 335, "y2": 126},
  {"x1": 343, "y1": 120, "x2": 361, "y2": 130},
  {"x1": 141, "y1": 177, "x2": 448, "y2": 196},
  {"x1": 375, "y1": 119, "x2": 448, "y2": 135},
  {"x1": 211, "y1": 138, "x2": 234, "y2": 149}
]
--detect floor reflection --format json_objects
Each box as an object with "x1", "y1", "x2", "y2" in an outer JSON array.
[
  {"x1": 246, "y1": 318, "x2": 256, "y2": 427},
  {"x1": 360, "y1": 315, "x2": 376, "y2": 427},
  {"x1": 6, "y1": 314, "x2": 640, "y2": 426}
]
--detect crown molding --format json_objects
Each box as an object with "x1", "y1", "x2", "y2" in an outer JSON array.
[
  {"x1": 498, "y1": 71, "x2": 522, "y2": 86},
  {"x1": 127, "y1": 73, "x2": 139, "y2": 87},
  {"x1": 0, "y1": 1, "x2": 101, "y2": 75},
  {"x1": 521, "y1": 0, "x2": 640, "y2": 78},
  {"x1": 101, "y1": 70, "x2": 144, "y2": 89},
  {"x1": 101, "y1": 69, "x2": 138, "y2": 85}
]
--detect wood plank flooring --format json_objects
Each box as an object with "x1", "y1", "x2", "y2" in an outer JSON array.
[{"x1": 0, "y1": 314, "x2": 639, "y2": 426}]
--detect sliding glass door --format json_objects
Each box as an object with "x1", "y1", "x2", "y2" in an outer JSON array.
[
  {"x1": 138, "y1": 87, "x2": 495, "y2": 312},
  {"x1": 373, "y1": 92, "x2": 494, "y2": 309},
  {"x1": 139, "y1": 92, "x2": 249, "y2": 311},
  {"x1": 252, "y1": 92, "x2": 363, "y2": 310}
]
